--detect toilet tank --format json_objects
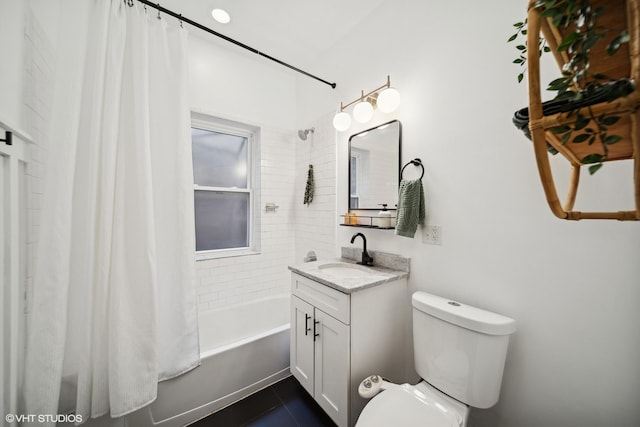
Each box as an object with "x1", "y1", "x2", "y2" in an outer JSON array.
[{"x1": 412, "y1": 292, "x2": 516, "y2": 409}]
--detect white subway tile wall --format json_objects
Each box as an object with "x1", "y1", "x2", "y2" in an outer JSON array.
[
  {"x1": 23, "y1": 8, "x2": 54, "y2": 318},
  {"x1": 294, "y1": 115, "x2": 337, "y2": 263}
]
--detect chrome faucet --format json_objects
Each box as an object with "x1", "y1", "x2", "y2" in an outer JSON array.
[{"x1": 350, "y1": 233, "x2": 374, "y2": 266}]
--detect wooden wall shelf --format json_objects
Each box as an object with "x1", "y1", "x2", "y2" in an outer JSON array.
[{"x1": 525, "y1": 0, "x2": 640, "y2": 220}]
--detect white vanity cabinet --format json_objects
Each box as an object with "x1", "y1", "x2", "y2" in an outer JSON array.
[
  {"x1": 291, "y1": 295, "x2": 350, "y2": 424},
  {"x1": 290, "y1": 271, "x2": 408, "y2": 427}
]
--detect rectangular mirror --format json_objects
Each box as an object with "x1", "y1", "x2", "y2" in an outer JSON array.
[{"x1": 348, "y1": 120, "x2": 401, "y2": 210}]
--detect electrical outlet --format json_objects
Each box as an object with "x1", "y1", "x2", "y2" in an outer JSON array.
[{"x1": 422, "y1": 225, "x2": 442, "y2": 245}]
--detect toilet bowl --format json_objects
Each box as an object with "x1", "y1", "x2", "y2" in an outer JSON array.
[
  {"x1": 356, "y1": 380, "x2": 468, "y2": 427},
  {"x1": 356, "y1": 291, "x2": 516, "y2": 427}
]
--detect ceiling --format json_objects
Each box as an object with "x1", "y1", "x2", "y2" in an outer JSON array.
[{"x1": 157, "y1": 0, "x2": 386, "y2": 71}]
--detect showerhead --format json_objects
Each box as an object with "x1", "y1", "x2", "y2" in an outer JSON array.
[{"x1": 298, "y1": 128, "x2": 315, "y2": 141}]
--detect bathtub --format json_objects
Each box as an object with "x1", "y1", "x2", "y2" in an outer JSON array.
[{"x1": 126, "y1": 294, "x2": 291, "y2": 427}]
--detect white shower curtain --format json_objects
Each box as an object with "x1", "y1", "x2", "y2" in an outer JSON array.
[{"x1": 23, "y1": 0, "x2": 199, "y2": 422}]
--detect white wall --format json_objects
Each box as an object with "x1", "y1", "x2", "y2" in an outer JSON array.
[{"x1": 297, "y1": 1, "x2": 640, "y2": 426}]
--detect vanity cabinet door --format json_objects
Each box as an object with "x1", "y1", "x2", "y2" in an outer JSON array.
[
  {"x1": 314, "y1": 308, "x2": 350, "y2": 427},
  {"x1": 291, "y1": 295, "x2": 315, "y2": 396}
]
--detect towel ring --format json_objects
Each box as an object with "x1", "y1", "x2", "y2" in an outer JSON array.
[{"x1": 401, "y1": 158, "x2": 424, "y2": 180}]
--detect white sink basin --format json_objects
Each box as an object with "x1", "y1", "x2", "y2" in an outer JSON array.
[{"x1": 317, "y1": 262, "x2": 383, "y2": 278}]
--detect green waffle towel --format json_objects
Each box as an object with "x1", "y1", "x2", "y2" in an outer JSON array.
[{"x1": 395, "y1": 179, "x2": 425, "y2": 238}]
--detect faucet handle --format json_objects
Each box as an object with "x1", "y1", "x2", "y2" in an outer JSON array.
[{"x1": 361, "y1": 252, "x2": 374, "y2": 266}]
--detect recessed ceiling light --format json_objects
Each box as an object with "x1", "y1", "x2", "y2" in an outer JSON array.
[{"x1": 211, "y1": 8, "x2": 231, "y2": 24}]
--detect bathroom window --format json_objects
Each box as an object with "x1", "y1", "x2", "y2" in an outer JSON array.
[
  {"x1": 191, "y1": 113, "x2": 260, "y2": 259},
  {"x1": 350, "y1": 153, "x2": 360, "y2": 209}
]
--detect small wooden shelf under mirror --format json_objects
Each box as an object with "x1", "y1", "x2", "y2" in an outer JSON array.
[{"x1": 339, "y1": 214, "x2": 396, "y2": 229}]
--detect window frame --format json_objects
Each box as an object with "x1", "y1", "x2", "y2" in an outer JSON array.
[{"x1": 191, "y1": 112, "x2": 260, "y2": 261}]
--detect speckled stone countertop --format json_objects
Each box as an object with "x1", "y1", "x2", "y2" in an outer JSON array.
[{"x1": 288, "y1": 250, "x2": 410, "y2": 294}]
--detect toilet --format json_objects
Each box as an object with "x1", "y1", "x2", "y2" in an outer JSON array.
[{"x1": 356, "y1": 291, "x2": 516, "y2": 426}]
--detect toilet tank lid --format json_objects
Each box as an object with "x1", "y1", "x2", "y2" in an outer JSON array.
[{"x1": 412, "y1": 292, "x2": 517, "y2": 336}]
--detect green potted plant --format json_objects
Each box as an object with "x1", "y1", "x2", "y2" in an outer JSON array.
[
  {"x1": 510, "y1": 0, "x2": 631, "y2": 174},
  {"x1": 509, "y1": 0, "x2": 640, "y2": 221}
]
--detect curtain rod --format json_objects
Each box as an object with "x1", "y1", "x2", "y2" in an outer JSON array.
[{"x1": 134, "y1": 0, "x2": 337, "y2": 89}]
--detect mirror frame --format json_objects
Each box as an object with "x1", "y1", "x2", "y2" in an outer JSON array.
[{"x1": 348, "y1": 119, "x2": 402, "y2": 211}]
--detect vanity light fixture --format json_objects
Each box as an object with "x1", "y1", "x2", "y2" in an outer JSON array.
[
  {"x1": 353, "y1": 92, "x2": 375, "y2": 123},
  {"x1": 377, "y1": 86, "x2": 400, "y2": 113},
  {"x1": 332, "y1": 75, "x2": 400, "y2": 131}
]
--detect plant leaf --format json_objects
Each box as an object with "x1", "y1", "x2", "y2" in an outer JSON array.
[
  {"x1": 582, "y1": 153, "x2": 604, "y2": 164},
  {"x1": 552, "y1": 13, "x2": 566, "y2": 28},
  {"x1": 607, "y1": 36, "x2": 623, "y2": 55},
  {"x1": 540, "y1": 8, "x2": 558, "y2": 18},
  {"x1": 583, "y1": 31, "x2": 603, "y2": 51},
  {"x1": 588, "y1": 163, "x2": 603, "y2": 174},
  {"x1": 574, "y1": 114, "x2": 590, "y2": 130},
  {"x1": 604, "y1": 135, "x2": 622, "y2": 144},
  {"x1": 554, "y1": 91, "x2": 577, "y2": 101},
  {"x1": 551, "y1": 125, "x2": 571, "y2": 134},
  {"x1": 600, "y1": 115, "x2": 620, "y2": 126},
  {"x1": 593, "y1": 6, "x2": 605, "y2": 18},
  {"x1": 548, "y1": 77, "x2": 567, "y2": 87},
  {"x1": 572, "y1": 133, "x2": 590, "y2": 143},
  {"x1": 607, "y1": 31, "x2": 629, "y2": 55},
  {"x1": 558, "y1": 32, "x2": 579, "y2": 51}
]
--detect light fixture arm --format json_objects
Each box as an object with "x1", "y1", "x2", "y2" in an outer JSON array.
[{"x1": 339, "y1": 76, "x2": 392, "y2": 112}]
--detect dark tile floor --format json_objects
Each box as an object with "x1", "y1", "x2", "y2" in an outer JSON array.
[{"x1": 188, "y1": 375, "x2": 337, "y2": 427}]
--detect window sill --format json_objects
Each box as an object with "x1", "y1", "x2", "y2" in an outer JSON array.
[{"x1": 196, "y1": 249, "x2": 261, "y2": 262}]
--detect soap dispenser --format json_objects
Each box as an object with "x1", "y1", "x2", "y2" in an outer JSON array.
[{"x1": 378, "y1": 204, "x2": 392, "y2": 228}]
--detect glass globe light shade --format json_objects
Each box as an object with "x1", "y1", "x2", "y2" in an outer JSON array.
[
  {"x1": 353, "y1": 101, "x2": 374, "y2": 123},
  {"x1": 377, "y1": 87, "x2": 401, "y2": 113},
  {"x1": 333, "y1": 111, "x2": 352, "y2": 131}
]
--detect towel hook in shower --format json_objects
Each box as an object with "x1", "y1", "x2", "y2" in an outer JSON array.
[{"x1": 401, "y1": 158, "x2": 424, "y2": 180}]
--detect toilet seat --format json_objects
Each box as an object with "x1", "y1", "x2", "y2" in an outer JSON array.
[{"x1": 356, "y1": 382, "x2": 468, "y2": 427}]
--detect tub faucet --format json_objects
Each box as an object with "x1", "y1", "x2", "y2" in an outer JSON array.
[{"x1": 350, "y1": 233, "x2": 374, "y2": 266}]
